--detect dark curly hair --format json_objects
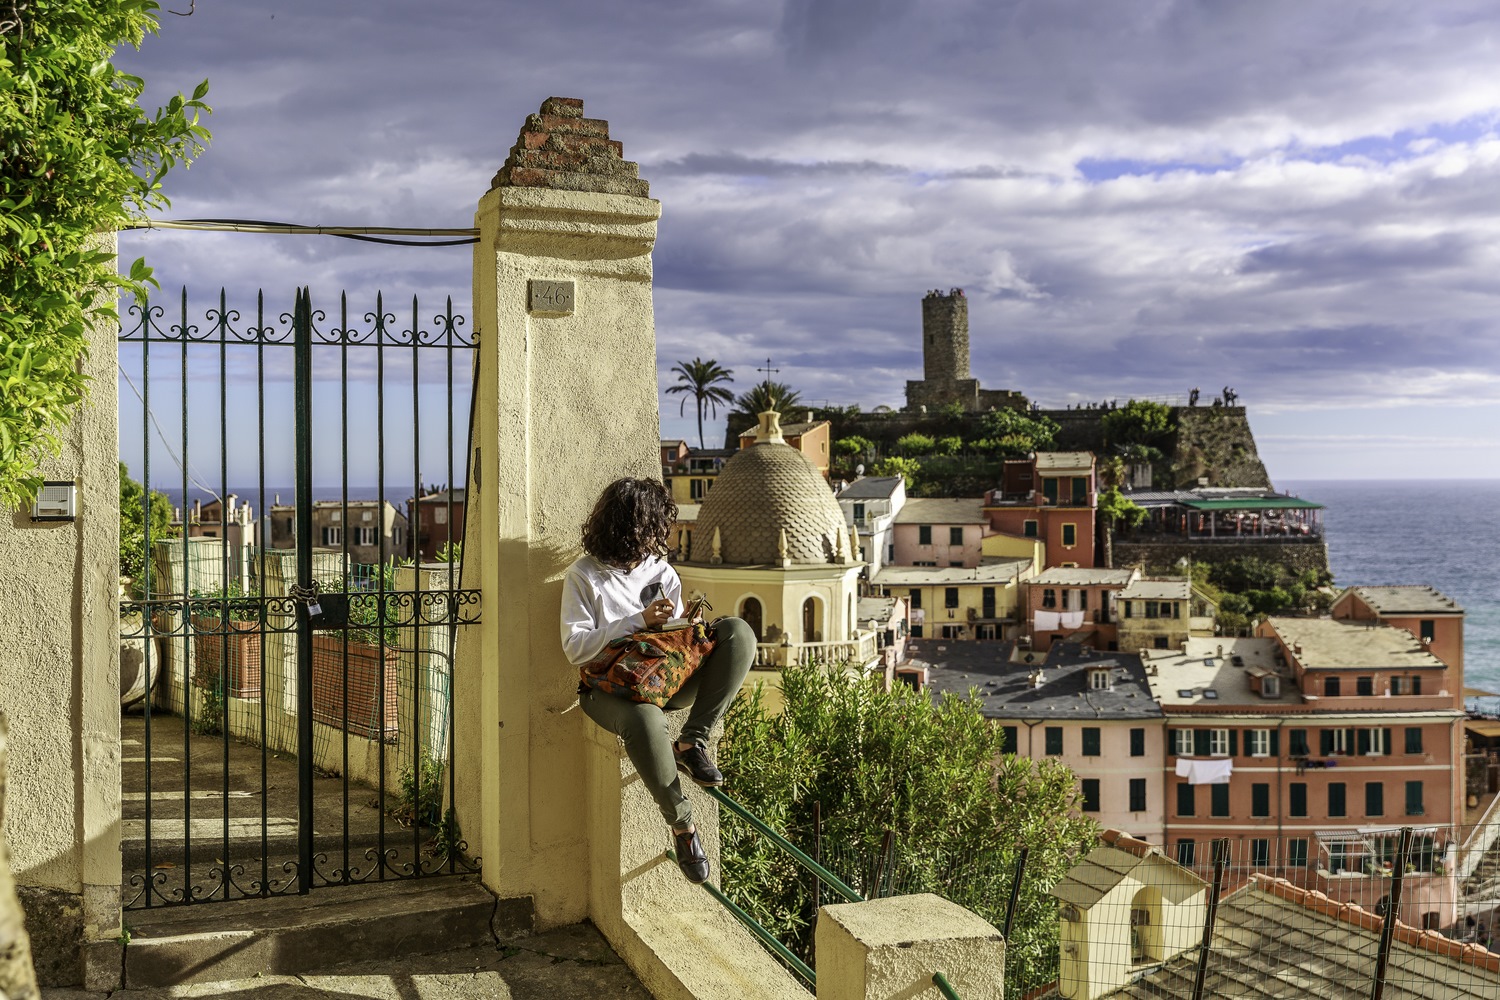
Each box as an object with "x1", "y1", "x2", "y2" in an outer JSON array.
[{"x1": 581, "y1": 477, "x2": 678, "y2": 568}]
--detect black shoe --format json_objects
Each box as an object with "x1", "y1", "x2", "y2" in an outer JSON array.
[
  {"x1": 673, "y1": 827, "x2": 710, "y2": 884},
  {"x1": 674, "y1": 742, "x2": 724, "y2": 786}
]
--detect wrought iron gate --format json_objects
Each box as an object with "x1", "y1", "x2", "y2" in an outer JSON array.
[{"x1": 118, "y1": 287, "x2": 481, "y2": 908}]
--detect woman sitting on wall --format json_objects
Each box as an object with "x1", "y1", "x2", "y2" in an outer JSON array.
[{"x1": 560, "y1": 477, "x2": 754, "y2": 884}]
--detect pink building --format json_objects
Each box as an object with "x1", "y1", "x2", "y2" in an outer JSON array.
[{"x1": 890, "y1": 498, "x2": 988, "y2": 568}]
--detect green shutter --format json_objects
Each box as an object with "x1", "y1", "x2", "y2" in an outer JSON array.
[
  {"x1": 1194, "y1": 729, "x2": 1211, "y2": 756},
  {"x1": 1228, "y1": 730, "x2": 1239, "y2": 757},
  {"x1": 1319, "y1": 729, "x2": 1333, "y2": 755},
  {"x1": 1270, "y1": 730, "x2": 1280, "y2": 756},
  {"x1": 1357, "y1": 729, "x2": 1371, "y2": 756},
  {"x1": 1382, "y1": 729, "x2": 1392, "y2": 755}
]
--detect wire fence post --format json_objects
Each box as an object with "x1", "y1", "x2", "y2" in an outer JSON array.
[
  {"x1": 878, "y1": 830, "x2": 896, "y2": 898},
  {"x1": 1369, "y1": 826, "x2": 1414, "y2": 1000},
  {"x1": 1003, "y1": 846, "x2": 1029, "y2": 942},
  {"x1": 810, "y1": 800, "x2": 821, "y2": 967},
  {"x1": 1190, "y1": 838, "x2": 1229, "y2": 1000}
]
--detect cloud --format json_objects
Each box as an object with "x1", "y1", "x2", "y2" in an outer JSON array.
[{"x1": 111, "y1": 0, "x2": 1500, "y2": 478}]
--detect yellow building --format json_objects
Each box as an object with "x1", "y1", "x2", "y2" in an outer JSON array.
[
  {"x1": 678, "y1": 410, "x2": 875, "y2": 671},
  {"x1": 871, "y1": 557, "x2": 1034, "y2": 641}
]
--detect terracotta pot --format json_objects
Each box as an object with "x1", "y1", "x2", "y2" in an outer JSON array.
[
  {"x1": 311, "y1": 634, "x2": 399, "y2": 740},
  {"x1": 190, "y1": 614, "x2": 262, "y2": 699}
]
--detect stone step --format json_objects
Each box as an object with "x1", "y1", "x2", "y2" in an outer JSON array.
[{"x1": 120, "y1": 876, "x2": 530, "y2": 988}]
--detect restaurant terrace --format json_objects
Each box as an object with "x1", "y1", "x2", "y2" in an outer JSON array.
[{"x1": 1120, "y1": 487, "x2": 1325, "y2": 543}]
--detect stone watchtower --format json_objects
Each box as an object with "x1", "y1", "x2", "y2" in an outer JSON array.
[
  {"x1": 921, "y1": 288, "x2": 970, "y2": 385},
  {"x1": 904, "y1": 287, "x2": 1027, "y2": 413}
]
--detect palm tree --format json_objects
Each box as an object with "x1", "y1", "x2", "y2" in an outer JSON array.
[{"x1": 665, "y1": 358, "x2": 735, "y2": 450}]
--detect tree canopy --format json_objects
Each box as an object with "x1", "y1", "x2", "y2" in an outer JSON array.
[
  {"x1": 1100, "y1": 399, "x2": 1173, "y2": 450},
  {"x1": 733, "y1": 379, "x2": 803, "y2": 419},
  {"x1": 1, "y1": 2, "x2": 210, "y2": 507},
  {"x1": 720, "y1": 663, "x2": 1097, "y2": 993},
  {"x1": 977, "y1": 408, "x2": 1059, "y2": 457}
]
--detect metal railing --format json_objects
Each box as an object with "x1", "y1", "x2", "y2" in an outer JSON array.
[{"x1": 669, "y1": 787, "x2": 864, "y2": 988}]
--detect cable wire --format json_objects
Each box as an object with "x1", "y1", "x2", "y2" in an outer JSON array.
[{"x1": 122, "y1": 218, "x2": 479, "y2": 246}]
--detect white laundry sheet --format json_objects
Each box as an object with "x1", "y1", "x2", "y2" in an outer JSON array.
[
  {"x1": 1034, "y1": 610, "x2": 1061, "y2": 630},
  {"x1": 1174, "y1": 757, "x2": 1234, "y2": 784},
  {"x1": 1059, "y1": 611, "x2": 1086, "y2": 629}
]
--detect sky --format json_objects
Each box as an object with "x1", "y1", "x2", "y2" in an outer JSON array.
[{"x1": 113, "y1": 0, "x2": 1500, "y2": 486}]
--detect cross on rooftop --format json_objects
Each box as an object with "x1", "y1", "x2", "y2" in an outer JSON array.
[{"x1": 756, "y1": 357, "x2": 781, "y2": 407}]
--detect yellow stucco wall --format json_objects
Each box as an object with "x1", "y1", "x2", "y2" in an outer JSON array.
[{"x1": 0, "y1": 240, "x2": 122, "y2": 959}]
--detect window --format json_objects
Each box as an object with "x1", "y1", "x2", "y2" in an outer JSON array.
[
  {"x1": 690, "y1": 478, "x2": 707, "y2": 501},
  {"x1": 1001, "y1": 727, "x2": 1017, "y2": 754},
  {"x1": 1130, "y1": 728, "x2": 1145, "y2": 757},
  {"x1": 355, "y1": 526, "x2": 377, "y2": 547},
  {"x1": 1082, "y1": 728, "x2": 1101, "y2": 756},
  {"x1": 1357, "y1": 727, "x2": 1391, "y2": 756},
  {"x1": 1288, "y1": 838, "x2": 1309, "y2": 869},
  {"x1": 949, "y1": 526, "x2": 964, "y2": 545},
  {"x1": 1324, "y1": 676, "x2": 1341, "y2": 697},
  {"x1": 433, "y1": 506, "x2": 448, "y2": 524},
  {"x1": 1123, "y1": 601, "x2": 1133, "y2": 619},
  {"x1": 321, "y1": 526, "x2": 342, "y2": 546},
  {"x1": 1078, "y1": 589, "x2": 1089, "y2": 610},
  {"x1": 1321, "y1": 728, "x2": 1351, "y2": 755},
  {"x1": 1129, "y1": 778, "x2": 1147, "y2": 812},
  {"x1": 1420, "y1": 619, "x2": 1435, "y2": 642},
  {"x1": 1145, "y1": 601, "x2": 1159, "y2": 619},
  {"x1": 1392, "y1": 676, "x2": 1422, "y2": 695},
  {"x1": 1247, "y1": 729, "x2": 1271, "y2": 757},
  {"x1": 1045, "y1": 727, "x2": 1063, "y2": 755},
  {"x1": 918, "y1": 525, "x2": 932, "y2": 545},
  {"x1": 1062, "y1": 523, "x2": 1077, "y2": 546},
  {"x1": 1023, "y1": 519, "x2": 1038, "y2": 538},
  {"x1": 1328, "y1": 782, "x2": 1347, "y2": 818},
  {"x1": 1366, "y1": 782, "x2": 1384, "y2": 817},
  {"x1": 944, "y1": 587, "x2": 959, "y2": 609},
  {"x1": 1250, "y1": 839, "x2": 1270, "y2": 866},
  {"x1": 1356, "y1": 676, "x2": 1374, "y2": 696},
  {"x1": 1405, "y1": 781, "x2": 1424, "y2": 816},
  {"x1": 1209, "y1": 729, "x2": 1230, "y2": 757},
  {"x1": 1289, "y1": 783, "x2": 1308, "y2": 817},
  {"x1": 1251, "y1": 783, "x2": 1270, "y2": 817},
  {"x1": 1404, "y1": 727, "x2": 1423, "y2": 754},
  {"x1": 909, "y1": 589, "x2": 921, "y2": 609},
  {"x1": 1172, "y1": 729, "x2": 1194, "y2": 756},
  {"x1": 1042, "y1": 588, "x2": 1057, "y2": 609},
  {"x1": 1177, "y1": 783, "x2": 1195, "y2": 817},
  {"x1": 852, "y1": 502, "x2": 865, "y2": 523},
  {"x1": 329, "y1": 510, "x2": 342, "y2": 523},
  {"x1": 1089, "y1": 669, "x2": 1111, "y2": 691},
  {"x1": 1081, "y1": 779, "x2": 1100, "y2": 812},
  {"x1": 1176, "y1": 840, "x2": 1196, "y2": 866},
  {"x1": 1289, "y1": 729, "x2": 1309, "y2": 756},
  {"x1": 1210, "y1": 784, "x2": 1230, "y2": 817}
]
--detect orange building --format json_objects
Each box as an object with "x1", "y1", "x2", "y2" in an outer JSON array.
[
  {"x1": 983, "y1": 451, "x2": 1097, "y2": 569},
  {"x1": 736, "y1": 414, "x2": 832, "y2": 479}
]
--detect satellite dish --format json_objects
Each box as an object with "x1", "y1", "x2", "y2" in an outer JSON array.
[{"x1": 856, "y1": 464, "x2": 865, "y2": 477}]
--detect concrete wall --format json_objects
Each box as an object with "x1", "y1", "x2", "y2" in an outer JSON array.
[
  {"x1": 0, "y1": 713, "x2": 41, "y2": 1000},
  {"x1": 0, "y1": 247, "x2": 121, "y2": 987}
]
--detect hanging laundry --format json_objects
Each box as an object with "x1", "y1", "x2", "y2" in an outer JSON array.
[
  {"x1": 1034, "y1": 611, "x2": 1061, "y2": 631},
  {"x1": 1060, "y1": 611, "x2": 1086, "y2": 630}
]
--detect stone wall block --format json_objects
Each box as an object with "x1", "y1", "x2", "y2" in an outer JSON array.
[{"x1": 816, "y1": 894, "x2": 1004, "y2": 1000}]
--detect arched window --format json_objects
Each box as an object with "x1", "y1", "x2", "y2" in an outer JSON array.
[
  {"x1": 803, "y1": 597, "x2": 821, "y2": 643},
  {"x1": 740, "y1": 597, "x2": 763, "y2": 641}
]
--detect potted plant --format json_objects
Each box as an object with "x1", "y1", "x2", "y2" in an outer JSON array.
[{"x1": 311, "y1": 583, "x2": 403, "y2": 741}]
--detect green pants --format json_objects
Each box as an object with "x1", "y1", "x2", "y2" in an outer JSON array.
[{"x1": 580, "y1": 616, "x2": 755, "y2": 830}]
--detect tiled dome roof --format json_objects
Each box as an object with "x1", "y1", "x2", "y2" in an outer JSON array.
[{"x1": 689, "y1": 417, "x2": 849, "y2": 567}]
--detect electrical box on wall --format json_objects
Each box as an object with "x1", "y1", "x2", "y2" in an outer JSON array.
[{"x1": 32, "y1": 481, "x2": 77, "y2": 521}]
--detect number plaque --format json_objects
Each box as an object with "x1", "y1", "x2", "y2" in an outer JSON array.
[{"x1": 528, "y1": 279, "x2": 575, "y2": 315}]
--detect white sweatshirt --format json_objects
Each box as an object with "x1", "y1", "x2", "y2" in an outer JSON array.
[{"x1": 560, "y1": 554, "x2": 683, "y2": 665}]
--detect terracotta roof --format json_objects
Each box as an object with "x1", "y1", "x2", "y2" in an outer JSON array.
[
  {"x1": 1030, "y1": 567, "x2": 1137, "y2": 587},
  {"x1": 1034, "y1": 451, "x2": 1094, "y2": 472},
  {"x1": 1267, "y1": 616, "x2": 1448, "y2": 671},
  {"x1": 893, "y1": 497, "x2": 987, "y2": 524},
  {"x1": 490, "y1": 97, "x2": 648, "y2": 197},
  {"x1": 1344, "y1": 585, "x2": 1464, "y2": 615}
]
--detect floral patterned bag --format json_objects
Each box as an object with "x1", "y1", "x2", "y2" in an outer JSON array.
[{"x1": 580, "y1": 602, "x2": 716, "y2": 707}]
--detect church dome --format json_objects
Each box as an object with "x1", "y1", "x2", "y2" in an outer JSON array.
[{"x1": 689, "y1": 411, "x2": 851, "y2": 566}]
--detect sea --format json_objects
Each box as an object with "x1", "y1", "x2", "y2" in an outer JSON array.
[{"x1": 1283, "y1": 479, "x2": 1500, "y2": 702}]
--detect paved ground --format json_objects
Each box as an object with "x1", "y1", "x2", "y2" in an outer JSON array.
[
  {"x1": 42, "y1": 923, "x2": 652, "y2": 1000},
  {"x1": 122, "y1": 713, "x2": 447, "y2": 906}
]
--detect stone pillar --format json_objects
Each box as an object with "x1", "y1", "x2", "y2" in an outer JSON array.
[
  {"x1": 456, "y1": 97, "x2": 665, "y2": 926},
  {"x1": 0, "y1": 237, "x2": 122, "y2": 989},
  {"x1": 816, "y1": 894, "x2": 1006, "y2": 1000}
]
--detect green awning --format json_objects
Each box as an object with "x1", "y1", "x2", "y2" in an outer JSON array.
[{"x1": 1180, "y1": 497, "x2": 1323, "y2": 511}]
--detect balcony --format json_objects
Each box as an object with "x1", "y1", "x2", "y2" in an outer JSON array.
[{"x1": 752, "y1": 631, "x2": 881, "y2": 669}]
